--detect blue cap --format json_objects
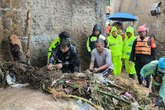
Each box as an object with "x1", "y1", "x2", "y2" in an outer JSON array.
[{"x1": 158, "y1": 57, "x2": 165, "y2": 73}]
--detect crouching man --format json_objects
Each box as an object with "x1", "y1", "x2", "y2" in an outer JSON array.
[
  {"x1": 140, "y1": 57, "x2": 165, "y2": 107},
  {"x1": 47, "y1": 39, "x2": 80, "y2": 73},
  {"x1": 89, "y1": 39, "x2": 113, "y2": 76}
]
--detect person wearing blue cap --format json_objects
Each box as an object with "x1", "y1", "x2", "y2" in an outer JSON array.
[{"x1": 140, "y1": 57, "x2": 165, "y2": 107}]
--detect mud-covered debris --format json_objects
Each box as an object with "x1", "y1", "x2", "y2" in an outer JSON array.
[{"x1": 0, "y1": 62, "x2": 151, "y2": 110}]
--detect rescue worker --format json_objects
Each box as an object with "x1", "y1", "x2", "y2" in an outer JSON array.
[
  {"x1": 140, "y1": 57, "x2": 165, "y2": 107},
  {"x1": 106, "y1": 23, "x2": 111, "y2": 37},
  {"x1": 86, "y1": 24, "x2": 108, "y2": 53},
  {"x1": 123, "y1": 26, "x2": 136, "y2": 79},
  {"x1": 48, "y1": 31, "x2": 70, "y2": 62},
  {"x1": 89, "y1": 39, "x2": 113, "y2": 76},
  {"x1": 107, "y1": 26, "x2": 123, "y2": 77},
  {"x1": 113, "y1": 22, "x2": 125, "y2": 40},
  {"x1": 48, "y1": 39, "x2": 80, "y2": 73},
  {"x1": 130, "y1": 25, "x2": 157, "y2": 87}
]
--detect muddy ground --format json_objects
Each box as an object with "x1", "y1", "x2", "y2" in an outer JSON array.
[
  {"x1": 0, "y1": 88, "x2": 83, "y2": 110},
  {"x1": 0, "y1": 63, "x2": 162, "y2": 110}
]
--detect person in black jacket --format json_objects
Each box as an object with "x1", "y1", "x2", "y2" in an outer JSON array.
[
  {"x1": 86, "y1": 24, "x2": 108, "y2": 53},
  {"x1": 48, "y1": 39, "x2": 80, "y2": 73},
  {"x1": 130, "y1": 25, "x2": 157, "y2": 88}
]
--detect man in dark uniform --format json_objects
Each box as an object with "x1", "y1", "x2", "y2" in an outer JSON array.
[{"x1": 48, "y1": 39, "x2": 80, "y2": 73}]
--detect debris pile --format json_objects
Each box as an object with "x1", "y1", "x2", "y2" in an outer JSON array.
[{"x1": 0, "y1": 62, "x2": 151, "y2": 110}]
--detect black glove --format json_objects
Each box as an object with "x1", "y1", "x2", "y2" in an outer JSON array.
[
  {"x1": 89, "y1": 69, "x2": 93, "y2": 72},
  {"x1": 155, "y1": 96, "x2": 164, "y2": 107}
]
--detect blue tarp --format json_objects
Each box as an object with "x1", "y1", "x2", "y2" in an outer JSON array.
[{"x1": 108, "y1": 12, "x2": 138, "y2": 22}]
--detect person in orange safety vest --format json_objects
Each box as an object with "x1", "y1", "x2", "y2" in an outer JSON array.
[{"x1": 130, "y1": 25, "x2": 157, "y2": 88}]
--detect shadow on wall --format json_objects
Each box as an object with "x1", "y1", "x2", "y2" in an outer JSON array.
[
  {"x1": 1, "y1": 40, "x2": 10, "y2": 61},
  {"x1": 20, "y1": 34, "x2": 58, "y2": 67},
  {"x1": 30, "y1": 32, "x2": 90, "y2": 69},
  {"x1": 0, "y1": 17, "x2": 3, "y2": 59},
  {"x1": 28, "y1": 32, "x2": 91, "y2": 69},
  {"x1": 79, "y1": 33, "x2": 90, "y2": 70},
  {"x1": 31, "y1": 55, "x2": 47, "y2": 67}
]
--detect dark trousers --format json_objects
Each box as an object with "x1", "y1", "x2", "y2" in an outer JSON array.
[{"x1": 135, "y1": 62, "x2": 151, "y2": 87}]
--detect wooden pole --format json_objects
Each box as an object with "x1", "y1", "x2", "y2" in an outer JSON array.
[
  {"x1": 27, "y1": 10, "x2": 31, "y2": 52},
  {"x1": 26, "y1": 10, "x2": 31, "y2": 64}
]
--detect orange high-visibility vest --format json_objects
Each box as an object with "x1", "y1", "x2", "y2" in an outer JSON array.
[{"x1": 135, "y1": 36, "x2": 151, "y2": 55}]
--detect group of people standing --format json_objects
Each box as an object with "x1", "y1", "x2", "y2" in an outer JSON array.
[
  {"x1": 7, "y1": 22, "x2": 165, "y2": 107},
  {"x1": 86, "y1": 23, "x2": 165, "y2": 107},
  {"x1": 87, "y1": 24, "x2": 157, "y2": 80},
  {"x1": 26, "y1": 21, "x2": 164, "y2": 107}
]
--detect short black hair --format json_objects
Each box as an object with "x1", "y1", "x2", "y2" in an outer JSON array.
[
  {"x1": 59, "y1": 31, "x2": 70, "y2": 39},
  {"x1": 93, "y1": 24, "x2": 101, "y2": 33},
  {"x1": 60, "y1": 39, "x2": 70, "y2": 47}
]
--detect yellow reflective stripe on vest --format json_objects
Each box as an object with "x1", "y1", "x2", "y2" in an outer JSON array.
[
  {"x1": 123, "y1": 35, "x2": 136, "y2": 59},
  {"x1": 86, "y1": 37, "x2": 91, "y2": 52},
  {"x1": 86, "y1": 36, "x2": 98, "y2": 52},
  {"x1": 90, "y1": 36, "x2": 97, "y2": 41},
  {"x1": 107, "y1": 35, "x2": 123, "y2": 56},
  {"x1": 48, "y1": 37, "x2": 60, "y2": 59}
]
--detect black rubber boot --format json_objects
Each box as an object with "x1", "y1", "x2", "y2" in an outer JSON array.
[{"x1": 129, "y1": 74, "x2": 136, "y2": 80}]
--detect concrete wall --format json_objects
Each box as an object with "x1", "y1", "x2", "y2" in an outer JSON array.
[
  {"x1": 0, "y1": 0, "x2": 106, "y2": 69},
  {"x1": 111, "y1": 0, "x2": 165, "y2": 58}
]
